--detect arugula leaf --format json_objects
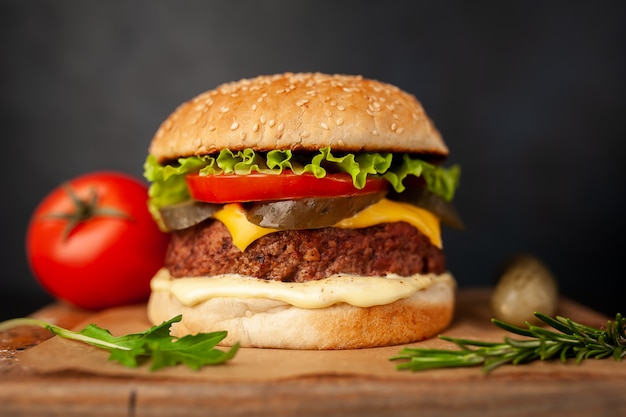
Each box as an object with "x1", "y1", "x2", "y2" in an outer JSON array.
[{"x1": 0, "y1": 315, "x2": 239, "y2": 371}]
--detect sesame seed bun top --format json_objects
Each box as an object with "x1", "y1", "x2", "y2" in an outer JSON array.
[{"x1": 149, "y1": 72, "x2": 449, "y2": 163}]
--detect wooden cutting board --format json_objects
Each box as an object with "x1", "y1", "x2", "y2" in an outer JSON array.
[{"x1": 1, "y1": 288, "x2": 624, "y2": 417}]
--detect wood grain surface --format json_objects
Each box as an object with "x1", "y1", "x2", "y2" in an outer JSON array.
[{"x1": 1, "y1": 288, "x2": 624, "y2": 417}]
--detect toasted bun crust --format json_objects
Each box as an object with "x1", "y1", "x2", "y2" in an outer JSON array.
[
  {"x1": 149, "y1": 72, "x2": 448, "y2": 163},
  {"x1": 147, "y1": 270, "x2": 456, "y2": 349}
]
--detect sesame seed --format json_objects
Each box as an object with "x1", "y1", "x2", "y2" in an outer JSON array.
[
  {"x1": 220, "y1": 106, "x2": 230, "y2": 113},
  {"x1": 230, "y1": 122, "x2": 239, "y2": 130},
  {"x1": 208, "y1": 126, "x2": 216, "y2": 131},
  {"x1": 372, "y1": 129, "x2": 379, "y2": 136},
  {"x1": 296, "y1": 99, "x2": 309, "y2": 106},
  {"x1": 391, "y1": 122, "x2": 397, "y2": 131},
  {"x1": 320, "y1": 122, "x2": 329, "y2": 130},
  {"x1": 396, "y1": 127, "x2": 404, "y2": 134},
  {"x1": 337, "y1": 105, "x2": 345, "y2": 111},
  {"x1": 338, "y1": 140, "x2": 345, "y2": 146},
  {"x1": 336, "y1": 118, "x2": 344, "y2": 126},
  {"x1": 268, "y1": 119, "x2": 276, "y2": 127},
  {"x1": 260, "y1": 115, "x2": 267, "y2": 124},
  {"x1": 301, "y1": 132, "x2": 311, "y2": 138},
  {"x1": 252, "y1": 123, "x2": 259, "y2": 132},
  {"x1": 240, "y1": 131, "x2": 247, "y2": 140},
  {"x1": 392, "y1": 113, "x2": 399, "y2": 120},
  {"x1": 257, "y1": 97, "x2": 264, "y2": 103},
  {"x1": 277, "y1": 123, "x2": 284, "y2": 131},
  {"x1": 325, "y1": 109, "x2": 332, "y2": 117},
  {"x1": 251, "y1": 104, "x2": 257, "y2": 111}
]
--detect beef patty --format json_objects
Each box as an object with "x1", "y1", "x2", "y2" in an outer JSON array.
[{"x1": 165, "y1": 220, "x2": 445, "y2": 282}]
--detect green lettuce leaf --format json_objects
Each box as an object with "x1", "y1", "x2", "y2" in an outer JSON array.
[{"x1": 143, "y1": 147, "x2": 460, "y2": 227}]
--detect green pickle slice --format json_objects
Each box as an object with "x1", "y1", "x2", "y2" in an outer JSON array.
[
  {"x1": 245, "y1": 192, "x2": 387, "y2": 230},
  {"x1": 158, "y1": 200, "x2": 221, "y2": 231}
]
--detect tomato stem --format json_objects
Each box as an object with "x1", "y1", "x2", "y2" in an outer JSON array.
[{"x1": 40, "y1": 183, "x2": 133, "y2": 241}]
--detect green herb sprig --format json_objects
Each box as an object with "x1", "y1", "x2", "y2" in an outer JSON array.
[
  {"x1": 391, "y1": 312, "x2": 625, "y2": 374},
  {"x1": 0, "y1": 315, "x2": 238, "y2": 371}
]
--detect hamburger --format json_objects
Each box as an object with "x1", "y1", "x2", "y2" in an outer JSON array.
[{"x1": 143, "y1": 72, "x2": 461, "y2": 349}]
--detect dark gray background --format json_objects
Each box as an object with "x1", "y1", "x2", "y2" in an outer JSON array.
[{"x1": 1, "y1": 1, "x2": 624, "y2": 320}]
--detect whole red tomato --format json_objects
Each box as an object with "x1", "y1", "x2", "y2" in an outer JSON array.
[{"x1": 26, "y1": 171, "x2": 170, "y2": 310}]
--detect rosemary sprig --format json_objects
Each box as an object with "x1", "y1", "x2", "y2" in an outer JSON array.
[{"x1": 391, "y1": 312, "x2": 626, "y2": 373}]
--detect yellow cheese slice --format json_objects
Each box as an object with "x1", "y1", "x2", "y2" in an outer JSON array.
[
  {"x1": 212, "y1": 203, "x2": 278, "y2": 251},
  {"x1": 212, "y1": 198, "x2": 441, "y2": 251},
  {"x1": 334, "y1": 199, "x2": 442, "y2": 248}
]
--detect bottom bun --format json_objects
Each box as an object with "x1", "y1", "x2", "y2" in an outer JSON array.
[{"x1": 147, "y1": 271, "x2": 456, "y2": 349}]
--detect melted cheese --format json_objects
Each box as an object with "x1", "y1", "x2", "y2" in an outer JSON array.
[
  {"x1": 333, "y1": 199, "x2": 441, "y2": 248},
  {"x1": 212, "y1": 198, "x2": 441, "y2": 251},
  {"x1": 151, "y1": 268, "x2": 454, "y2": 308},
  {"x1": 212, "y1": 203, "x2": 278, "y2": 251}
]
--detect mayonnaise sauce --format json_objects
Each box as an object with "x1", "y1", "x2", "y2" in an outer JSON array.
[{"x1": 151, "y1": 268, "x2": 454, "y2": 309}]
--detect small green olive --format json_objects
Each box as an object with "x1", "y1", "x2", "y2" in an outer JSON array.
[{"x1": 491, "y1": 254, "x2": 559, "y2": 326}]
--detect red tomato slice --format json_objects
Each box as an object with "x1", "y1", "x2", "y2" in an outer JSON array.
[{"x1": 186, "y1": 171, "x2": 388, "y2": 203}]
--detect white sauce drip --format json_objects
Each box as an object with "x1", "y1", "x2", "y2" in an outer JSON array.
[{"x1": 151, "y1": 268, "x2": 454, "y2": 309}]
